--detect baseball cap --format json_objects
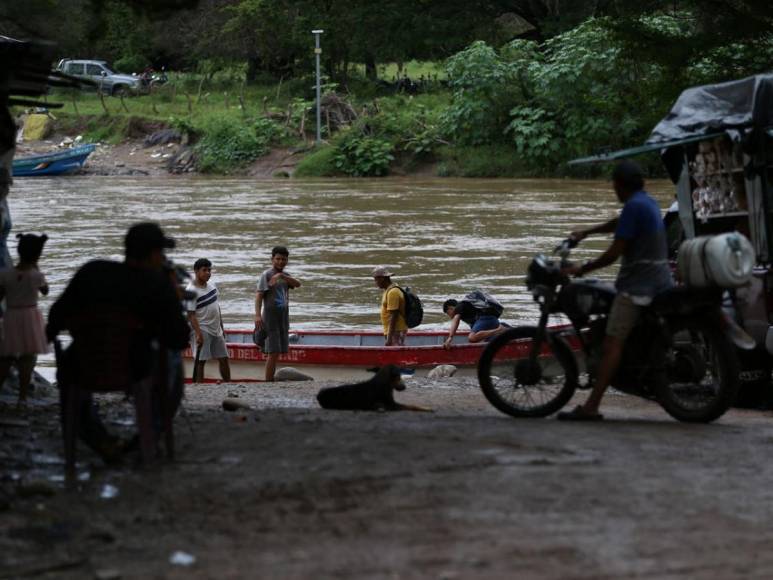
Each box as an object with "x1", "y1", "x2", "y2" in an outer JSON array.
[
  {"x1": 125, "y1": 222, "x2": 175, "y2": 258},
  {"x1": 372, "y1": 266, "x2": 394, "y2": 277}
]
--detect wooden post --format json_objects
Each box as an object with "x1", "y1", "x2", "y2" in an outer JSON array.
[
  {"x1": 98, "y1": 88, "x2": 110, "y2": 115},
  {"x1": 196, "y1": 77, "x2": 205, "y2": 104},
  {"x1": 119, "y1": 92, "x2": 129, "y2": 114},
  {"x1": 71, "y1": 92, "x2": 80, "y2": 117}
]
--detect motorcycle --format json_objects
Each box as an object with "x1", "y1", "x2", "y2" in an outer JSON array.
[{"x1": 477, "y1": 239, "x2": 740, "y2": 422}]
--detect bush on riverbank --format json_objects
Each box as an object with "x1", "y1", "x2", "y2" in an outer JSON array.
[{"x1": 293, "y1": 145, "x2": 339, "y2": 177}]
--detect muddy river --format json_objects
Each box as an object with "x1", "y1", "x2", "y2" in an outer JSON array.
[{"x1": 9, "y1": 176, "x2": 673, "y2": 332}]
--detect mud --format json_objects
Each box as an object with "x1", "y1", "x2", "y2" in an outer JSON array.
[{"x1": 3, "y1": 379, "x2": 773, "y2": 579}]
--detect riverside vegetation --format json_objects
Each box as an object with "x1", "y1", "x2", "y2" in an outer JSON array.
[{"x1": 23, "y1": 9, "x2": 773, "y2": 178}]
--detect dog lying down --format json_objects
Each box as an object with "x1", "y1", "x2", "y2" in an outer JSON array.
[{"x1": 316, "y1": 365, "x2": 432, "y2": 412}]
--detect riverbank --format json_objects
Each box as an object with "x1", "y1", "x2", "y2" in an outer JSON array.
[{"x1": 3, "y1": 378, "x2": 773, "y2": 579}]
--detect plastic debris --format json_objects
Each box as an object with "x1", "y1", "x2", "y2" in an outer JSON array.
[
  {"x1": 169, "y1": 551, "x2": 196, "y2": 566},
  {"x1": 99, "y1": 484, "x2": 119, "y2": 499}
]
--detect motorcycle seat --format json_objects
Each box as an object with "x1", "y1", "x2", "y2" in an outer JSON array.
[{"x1": 651, "y1": 286, "x2": 722, "y2": 315}]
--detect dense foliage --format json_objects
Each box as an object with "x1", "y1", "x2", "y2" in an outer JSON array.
[{"x1": 6, "y1": 1, "x2": 773, "y2": 175}]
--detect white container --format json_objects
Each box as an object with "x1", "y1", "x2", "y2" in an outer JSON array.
[{"x1": 677, "y1": 232, "x2": 754, "y2": 288}]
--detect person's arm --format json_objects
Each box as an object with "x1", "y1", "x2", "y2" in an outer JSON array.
[
  {"x1": 38, "y1": 271, "x2": 49, "y2": 296},
  {"x1": 571, "y1": 217, "x2": 619, "y2": 242},
  {"x1": 188, "y1": 310, "x2": 203, "y2": 346},
  {"x1": 568, "y1": 238, "x2": 627, "y2": 277},
  {"x1": 280, "y1": 272, "x2": 301, "y2": 289},
  {"x1": 443, "y1": 314, "x2": 462, "y2": 349},
  {"x1": 386, "y1": 310, "x2": 400, "y2": 346},
  {"x1": 254, "y1": 291, "x2": 264, "y2": 327}
]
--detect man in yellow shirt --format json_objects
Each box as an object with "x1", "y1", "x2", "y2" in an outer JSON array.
[{"x1": 372, "y1": 266, "x2": 407, "y2": 346}]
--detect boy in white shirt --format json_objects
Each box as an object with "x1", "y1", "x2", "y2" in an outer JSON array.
[{"x1": 187, "y1": 258, "x2": 230, "y2": 382}]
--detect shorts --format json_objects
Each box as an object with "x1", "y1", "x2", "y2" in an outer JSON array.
[
  {"x1": 471, "y1": 315, "x2": 501, "y2": 333},
  {"x1": 264, "y1": 307, "x2": 290, "y2": 354},
  {"x1": 194, "y1": 332, "x2": 228, "y2": 361},
  {"x1": 606, "y1": 294, "x2": 644, "y2": 341}
]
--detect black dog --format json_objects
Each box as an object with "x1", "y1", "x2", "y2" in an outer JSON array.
[{"x1": 316, "y1": 365, "x2": 431, "y2": 412}]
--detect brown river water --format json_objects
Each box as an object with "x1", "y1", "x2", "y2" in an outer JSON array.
[{"x1": 9, "y1": 176, "x2": 672, "y2": 375}]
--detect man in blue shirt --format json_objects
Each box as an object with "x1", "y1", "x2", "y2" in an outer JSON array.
[{"x1": 559, "y1": 161, "x2": 673, "y2": 420}]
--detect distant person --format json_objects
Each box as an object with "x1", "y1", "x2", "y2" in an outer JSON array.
[
  {"x1": 442, "y1": 290, "x2": 508, "y2": 349},
  {"x1": 47, "y1": 222, "x2": 190, "y2": 462},
  {"x1": 255, "y1": 246, "x2": 301, "y2": 382},
  {"x1": 186, "y1": 258, "x2": 230, "y2": 383},
  {"x1": 372, "y1": 266, "x2": 407, "y2": 346},
  {"x1": 0, "y1": 233, "x2": 50, "y2": 406}
]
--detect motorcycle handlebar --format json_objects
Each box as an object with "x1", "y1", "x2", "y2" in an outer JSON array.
[{"x1": 553, "y1": 237, "x2": 579, "y2": 255}]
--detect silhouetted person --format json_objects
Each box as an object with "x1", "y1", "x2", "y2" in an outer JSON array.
[{"x1": 47, "y1": 223, "x2": 189, "y2": 462}]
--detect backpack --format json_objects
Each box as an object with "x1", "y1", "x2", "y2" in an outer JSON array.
[
  {"x1": 394, "y1": 286, "x2": 424, "y2": 328},
  {"x1": 461, "y1": 289, "x2": 504, "y2": 318}
]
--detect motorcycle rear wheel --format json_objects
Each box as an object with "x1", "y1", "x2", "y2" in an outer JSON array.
[
  {"x1": 655, "y1": 318, "x2": 740, "y2": 423},
  {"x1": 477, "y1": 326, "x2": 579, "y2": 418}
]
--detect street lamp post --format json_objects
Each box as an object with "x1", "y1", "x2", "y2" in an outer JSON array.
[{"x1": 312, "y1": 29, "x2": 324, "y2": 144}]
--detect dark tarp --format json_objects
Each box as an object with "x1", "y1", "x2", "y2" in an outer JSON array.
[
  {"x1": 647, "y1": 73, "x2": 773, "y2": 144},
  {"x1": 570, "y1": 74, "x2": 773, "y2": 181}
]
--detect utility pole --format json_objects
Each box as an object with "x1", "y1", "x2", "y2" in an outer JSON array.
[{"x1": 312, "y1": 29, "x2": 324, "y2": 144}]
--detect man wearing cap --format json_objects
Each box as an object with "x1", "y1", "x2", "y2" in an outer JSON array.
[
  {"x1": 373, "y1": 267, "x2": 407, "y2": 346},
  {"x1": 47, "y1": 222, "x2": 190, "y2": 462}
]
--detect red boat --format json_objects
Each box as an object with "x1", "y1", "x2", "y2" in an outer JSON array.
[{"x1": 182, "y1": 328, "x2": 550, "y2": 382}]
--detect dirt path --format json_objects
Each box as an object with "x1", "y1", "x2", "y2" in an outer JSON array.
[{"x1": 3, "y1": 380, "x2": 773, "y2": 579}]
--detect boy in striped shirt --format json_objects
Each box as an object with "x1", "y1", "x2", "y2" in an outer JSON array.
[{"x1": 187, "y1": 258, "x2": 230, "y2": 382}]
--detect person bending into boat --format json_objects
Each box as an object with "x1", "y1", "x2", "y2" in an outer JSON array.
[
  {"x1": 559, "y1": 160, "x2": 673, "y2": 421},
  {"x1": 372, "y1": 267, "x2": 408, "y2": 346},
  {"x1": 255, "y1": 246, "x2": 301, "y2": 382},
  {"x1": 187, "y1": 258, "x2": 230, "y2": 383},
  {"x1": 442, "y1": 290, "x2": 508, "y2": 349}
]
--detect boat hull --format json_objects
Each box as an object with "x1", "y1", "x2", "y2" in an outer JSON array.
[
  {"x1": 12, "y1": 144, "x2": 96, "y2": 177},
  {"x1": 183, "y1": 329, "x2": 487, "y2": 382}
]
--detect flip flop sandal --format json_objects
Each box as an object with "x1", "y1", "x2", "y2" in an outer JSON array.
[{"x1": 557, "y1": 405, "x2": 604, "y2": 421}]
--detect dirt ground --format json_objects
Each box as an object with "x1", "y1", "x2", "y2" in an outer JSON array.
[{"x1": 3, "y1": 377, "x2": 773, "y2": 580}]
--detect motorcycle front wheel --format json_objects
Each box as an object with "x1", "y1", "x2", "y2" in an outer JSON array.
[
  {"x1": 655, "y1": 317, "x2": 740, "y2": 423},
  {"x1": 477, "y1": 326, "x2": 579, "y2": 418}
]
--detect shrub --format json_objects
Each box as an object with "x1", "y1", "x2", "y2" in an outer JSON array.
[
  {"x1": 333, "y1": 134, "x2": 394, "y2": 176},
  {"x1": 194, "y1": 114, "x2": 281, "y2": 172},
  {"x1": 114, "y1": 54, "x2": 148, "y2": 74},
  {"x1": 294, "y1": 145, "x2": 340, "y2": 177},
  {"x1": 435, "y1": 145, "x2": 529, "y2": 178}
]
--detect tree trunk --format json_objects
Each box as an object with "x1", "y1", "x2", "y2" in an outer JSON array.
[
  {"x1": 365, "y1": 54, "x2": 377, "y2": 81},
  {"x1": 246, "y1": 55, "x2": 261, "y2": 84}
]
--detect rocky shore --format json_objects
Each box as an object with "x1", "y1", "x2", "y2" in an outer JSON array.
[{"x1": 15, "y1": 132, "x2": 305, "y2": 179}]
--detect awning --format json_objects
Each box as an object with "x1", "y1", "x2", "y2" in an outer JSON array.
[{"x1": 568, "y1": 133, "x2": 725, "y2": 165}]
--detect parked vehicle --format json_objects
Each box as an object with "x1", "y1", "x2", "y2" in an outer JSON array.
[
  {"x1": 477, "y1": 239, "x2": 740, "y2": 423},
  {"x1": 571, "y1": 73, "x2": 773, "y2": 406},
  {"x1": 138, "y1": 66, "x2": 168, "y2": 91},
  {"x1": 55, "y1": 59, "x2": 141, "y2": 95}
]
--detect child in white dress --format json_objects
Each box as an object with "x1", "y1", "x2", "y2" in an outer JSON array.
[{"x1": 0, "y1": 233, "x2": 49, "y2": 405}]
